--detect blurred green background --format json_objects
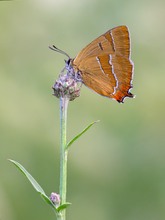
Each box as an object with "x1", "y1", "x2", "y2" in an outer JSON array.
[{"x1": 0, "y1": 0, "x2": 165, "y2": 219}]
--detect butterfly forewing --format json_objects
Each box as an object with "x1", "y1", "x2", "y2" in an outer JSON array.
[{"x1": 72, "y1": 25, "x2": 134, "y2": 103}]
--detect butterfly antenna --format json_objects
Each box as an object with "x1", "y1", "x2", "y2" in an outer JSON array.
[{"x1": 49, "y1": 45, "x2": 70, "y2": 59}]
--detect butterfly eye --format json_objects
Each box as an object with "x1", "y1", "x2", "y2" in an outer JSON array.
[{"x1": 75, "y1": 71, "x2": 82, "y2": 82}]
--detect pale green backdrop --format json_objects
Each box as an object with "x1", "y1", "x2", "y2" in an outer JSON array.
[{"x1": 0, "y1": 0, "x2": 165, "y2": 220}]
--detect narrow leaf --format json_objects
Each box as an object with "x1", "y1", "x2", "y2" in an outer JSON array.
[
  {"x1": 66, "y1": 120, "x2": 99, "y2": 150},
  {"x1": 9, "y1": 159, "x2": 56, "y2": 210},
  {"x1": 9, "y1": 159, "x2": 45, "y2": 193}
]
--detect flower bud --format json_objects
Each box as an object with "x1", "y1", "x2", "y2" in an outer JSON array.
[{"x1": 50, "y1": 192, "x2": 60, "y2": 207}]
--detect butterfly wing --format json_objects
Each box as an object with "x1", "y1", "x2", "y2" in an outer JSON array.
[{"x1": 73, "y1": 26, "x2": 134, "y2": 102}]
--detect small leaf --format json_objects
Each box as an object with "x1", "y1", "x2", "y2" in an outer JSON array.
[
  {"x1": 66, "y1": 120, "x2": 99, "y2": 150},
  {"x1": 9, "y1": 159, "x2": 56, "y2": 210},
  {"x1": 57, "y1": 202, "x2": 72, "y2": 212}
]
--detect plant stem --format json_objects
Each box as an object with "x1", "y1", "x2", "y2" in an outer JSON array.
[{"x1": 58, "y1": 97, "x2": 69, "y2": 220}]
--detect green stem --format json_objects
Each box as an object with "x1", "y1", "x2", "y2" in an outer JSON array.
[{"x1": 58, "y1": 97, "x2": 69, "y2": 220}]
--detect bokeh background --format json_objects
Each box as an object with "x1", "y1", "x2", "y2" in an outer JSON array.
[{"x1": 0, "y1": 0, "x2": 165, "y2": 219}]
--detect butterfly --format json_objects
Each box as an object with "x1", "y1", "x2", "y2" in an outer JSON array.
[{"x1": 50, "y1": 25, "x2": 134, "y2": 103}]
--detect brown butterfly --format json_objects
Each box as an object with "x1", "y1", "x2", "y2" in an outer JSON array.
[{"x1": 50, "y1": 25, "x2": 134, "y2": 103}]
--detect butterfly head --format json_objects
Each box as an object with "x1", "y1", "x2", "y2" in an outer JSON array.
[{"x1": 64, "y1": 58, "x2": 72, "y2": 69}]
